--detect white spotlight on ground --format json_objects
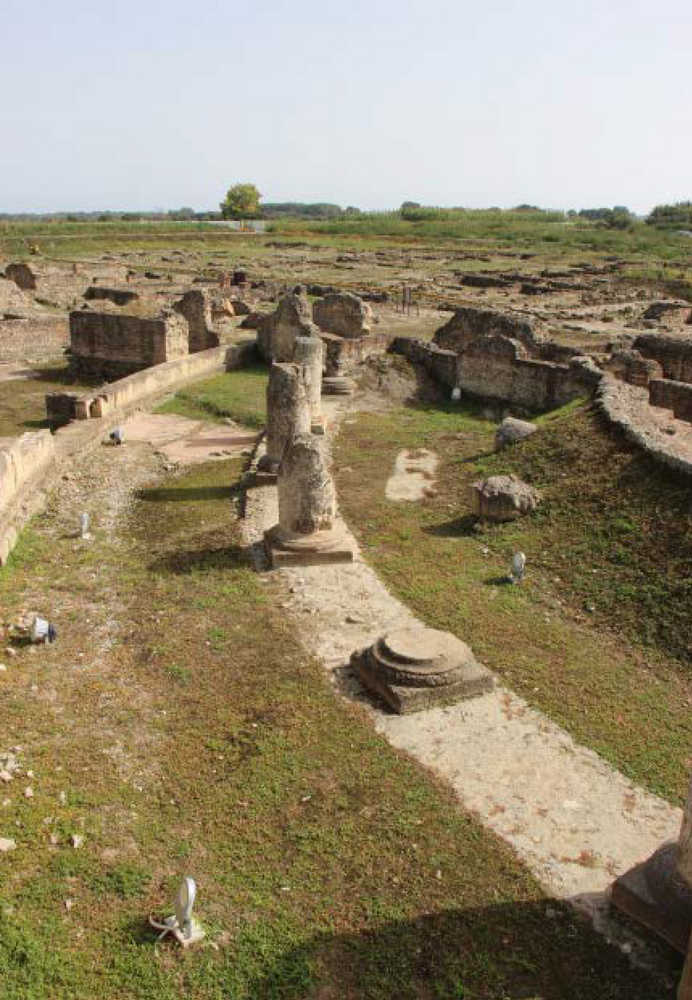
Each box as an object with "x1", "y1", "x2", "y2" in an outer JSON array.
[
  {"x1": 149, "y1": 877, "x2": 205, "y2": 947},
  {"x1": 510, "y1": 551, "x2": 526, "y2": 583}
]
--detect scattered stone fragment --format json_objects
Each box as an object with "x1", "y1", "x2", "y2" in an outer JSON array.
[
  {"x1": 0, "y1": 837, "x2": 17, "y2": 852},
  {"x1": 495, "y1": 416, "x2": 537, "y2": 450},
  {"x1": 470, "y1": 475, "x2": 540, "y2": 522},
  {"x1": 70, "y1": 833, "x2": 84, "y2": 849}
]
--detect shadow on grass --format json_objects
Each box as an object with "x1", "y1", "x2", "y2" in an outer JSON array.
[
  {"x1": 243, "y1": 901, "x2": 678, "y2": 1000},
  {"x1": 484, "y1": 574, "x2": 513, "y2": 586},
  {"x1": 135, "y1": 485, "x2": 234, "y2": 503},
  {"x1": 149, "y1": 543, "x2": 250, "y2": 575},
  {"x1": 422, "y1": 514, "x2": 478, "y2": 537}
]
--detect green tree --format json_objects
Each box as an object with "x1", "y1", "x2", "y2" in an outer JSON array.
[{"x1": 220, "y1": 183, "x2": 262, "y2": 219}]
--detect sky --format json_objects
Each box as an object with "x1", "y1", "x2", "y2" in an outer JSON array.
[{"x1": 1, "y1": 0, "x2": 690, "y2": 215}]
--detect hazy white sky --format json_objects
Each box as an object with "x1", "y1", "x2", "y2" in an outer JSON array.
[{"x1": 2, "y1": 0, "x2": 689, "y2": 214}]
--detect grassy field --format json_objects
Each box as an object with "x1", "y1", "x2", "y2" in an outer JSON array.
[
  {"x1": 155, "y1": 366, "x2": 268, "y2": 429},
  {"x1": 0, "y1": 446, "x2": 675, "y2": 999},
  {"x1": 332, "y1": 389, "x2": 691, "y2": 806}
]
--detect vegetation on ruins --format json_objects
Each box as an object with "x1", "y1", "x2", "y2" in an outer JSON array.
[{"x1": 219, "y1": 183, "x2": 262, "y2": 220}]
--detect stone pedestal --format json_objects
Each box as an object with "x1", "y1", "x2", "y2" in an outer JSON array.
[
  {"x1": 264, "y1": 433, "x2": 353, "y2": 567},
  {"x1": 353, "y1": 626, "x2": 494, "y2": 714},
  {"x1": 611, "y1": 776, "x2": 692, "y2": 953},
  {"x1": 260, "y1": 363, "x2": 311, "y2": 476}
]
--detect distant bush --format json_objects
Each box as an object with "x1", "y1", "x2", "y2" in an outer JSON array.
[
  {"x1": 578, "y1": 206, "x2": 634, "y2": 229},
  {"x1": 646, "y1": 201, "x2": 692, "y2": 229}
]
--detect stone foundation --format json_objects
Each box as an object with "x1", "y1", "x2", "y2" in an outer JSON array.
[
  {"x1": 634, "y1": 333, "x2": 692, "y2": 383},
  {"x1": 649, "y1": 379, "x2": 692, "y2": 423}
]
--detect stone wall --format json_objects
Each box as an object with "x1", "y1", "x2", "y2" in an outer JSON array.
[
  {"x1": 69, "y1": 309, "x2": 189, "y2": 379},
  {"x1": 1, "y1": 338, "x2": 256, "y2": 564},
  {"x1": 0, "y1": 316, "x2": 69, "y2": 362},
  {"x1": 633, "y1": 333, "x2": 692, "y2": 383},
  {"x1": 390, "y1": 337, "x2": 458, "y2": 388},
  {"x1": 648, "y1": 378, "x2": 692, "y2": 423},
  {"x1": 47, "y1": 340, "x2": 255, "y2": 425},
  {"x1": 596, "y1": 376, "x2": 692, "y2": 478},
  {"x1": 604, "y1": 349, "x2": 663, "y2": 388},
  {"x1": 391, "y1": 335, "x2": 595, "y2": 410}
]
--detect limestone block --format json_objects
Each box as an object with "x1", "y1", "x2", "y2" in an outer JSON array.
[
  {"x1": 313, "y1": 292, "x2": 373, "y2": 339},
  {"x1": 470, "y1": 475, "x2": 540, "y2": 522},
  {"x1": 495, "y1": 417, "x2": 537, "y2": 450}
]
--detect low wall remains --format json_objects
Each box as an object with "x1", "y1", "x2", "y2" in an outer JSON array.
[
  {"x1": 322, "y1": 331, "x2": 394, "y2": 376},
  {"x1": 596, "y1": 376, "x2": 692, "y2": 478},
  {"x1": 1, "y1": 338, "x2": 255, "y2": 564},
  {"x1": 391, "y1": 336, "x2": 597, "y2": 410},
  {"x1": 648, "y1": 378, "x2": 692, "y2": 423},
  {"x1": 634, "y1": 333, "x2": 692, "y2": 383},
  {"x1": 0, "y1": 430, "x2": 56, "y2": 563}
]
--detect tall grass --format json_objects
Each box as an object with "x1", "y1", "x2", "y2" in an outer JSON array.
[{"x1": 268, "y1": 208, "x2": 692, "y2": 261}]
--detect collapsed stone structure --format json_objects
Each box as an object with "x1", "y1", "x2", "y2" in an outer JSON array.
[
  {"x1": 257, "y1": 289, "x2": 390, "y2": 382},
  {"x1": 313, "y1": 292, "x2": 373, "y2": 339},
  {"x1": 172, "y1": 289, "x2": 220, "y2": 353},
  {"x1": 4, "y1": 262, "x2": 37, "y2": 290},
  {"x1": 84, "y1": 286, "x2": 139, "y2": 307},
  {"x1": 392, "y1": 307, "x2": 599, "y2": 412},
  {"x1": 257, "y1": 288, "x2": 318, "y2": 362}
]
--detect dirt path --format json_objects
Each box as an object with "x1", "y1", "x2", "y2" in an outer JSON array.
[{"x1": 241, "y1": 396, "x2": 682, "y2": 966}]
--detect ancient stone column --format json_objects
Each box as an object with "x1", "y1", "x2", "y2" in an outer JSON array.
[
  {"x1": 277, "y1": 434, "x2": 335, "y2": 537},
  {"x1": 264, "y1": 433, "x2": 352, "y2": 566},
  {"x1": 293, "y1": 336, "x2": 323, "y2": 423},
  {"x1": 262, "y1": 363, "x2": 311, "y2": 472}
]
